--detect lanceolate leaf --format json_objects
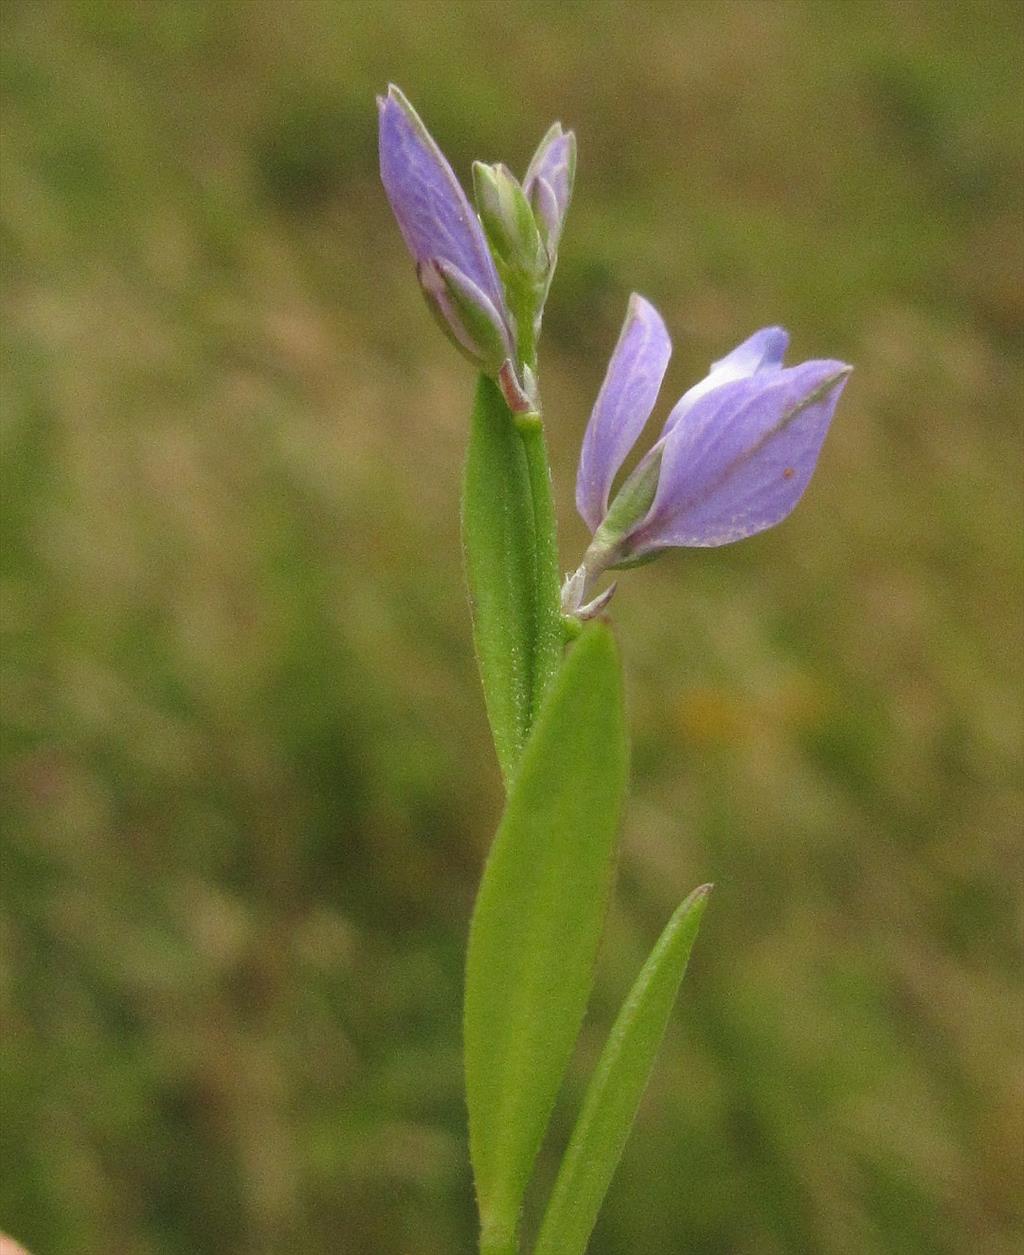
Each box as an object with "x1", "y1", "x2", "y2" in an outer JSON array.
[
  {"x1": 461, "y1": 374, "x2": 539, "y2": 781},
  {"x1": 464, "y1": 623, "x2": 629, "y2": 1252},
  {"x1": 533, "y1": 885, "x2": 712, "y2": 1255}
]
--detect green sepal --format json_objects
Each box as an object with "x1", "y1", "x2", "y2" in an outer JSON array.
[
  {"x1": 473, "y1": 161, "x2": 547, "y2": 282},
  {"x1": 420, "y1": 257, "x2": 511, "y2": 376},
  {"x1": 533, "y1": 885, "x2": 712, "y2": 1255},
  {"x1": 464, "y1": 623, "x2": 629, "y2": 1251}
]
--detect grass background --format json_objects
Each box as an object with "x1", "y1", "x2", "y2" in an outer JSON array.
[{"x1": 2, "y1": 1, "x2": 1022, "y2": 1252}]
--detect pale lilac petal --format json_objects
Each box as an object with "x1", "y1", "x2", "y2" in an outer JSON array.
[
  {"x1": 523, "y1": 124, "x2": 576, "y2": 219},
  {"x1": 378, "y1": 85, "x2": 506, "y2": 318},
  {"x1": 630, "y1": 360, "x2": 850, "y2": 550},
  {"x1": 528, "y1": 175, "x2": 561, "y2": 254},
  {"x1": 523, "y1": 124, "x2": 576, "y2": 256},
  {"x1": 662, "y1": 326, "x2": 789, "y2": 434},
  {"x1": 576, "y1": 294, "x2": 672, "y2": 532}
]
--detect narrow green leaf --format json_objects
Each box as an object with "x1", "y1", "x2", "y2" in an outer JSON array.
[
  {"x1": 465, "y1": 623, "x2": 629, "y2": 1251},
  {"x1": 461, "y1": 374, "x2": 538, "y2": 780},
  {"x1": 533, "y1": 884, "x2": 712, "y2": 1255}
]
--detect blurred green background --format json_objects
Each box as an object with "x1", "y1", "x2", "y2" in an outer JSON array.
[{"x1": 2, "y1": 1, "x2": 1022, "y2": 1252}]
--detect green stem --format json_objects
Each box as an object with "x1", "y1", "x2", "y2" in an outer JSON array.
[
  {"x1": 480, "y1": 1225, "x2": 517, "y2": 1255},
  {"x1": 515, "y1": 412, "x2": 563, "y2": 722}
]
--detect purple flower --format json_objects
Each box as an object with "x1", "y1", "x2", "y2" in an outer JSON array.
[
  {"x1": 565, "y1": 294, "x2": 851, "y2": 615},
  {"x1": 378, "y1": 85, "x2": 515, "y2": 379}
]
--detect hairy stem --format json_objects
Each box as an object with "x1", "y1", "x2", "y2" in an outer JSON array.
[{"x1": 516, "y1": 412, "x2": 563, "y2": 722}]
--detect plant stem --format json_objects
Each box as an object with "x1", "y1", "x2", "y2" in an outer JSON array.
[
  {"x1": 515, "y1": 412, "x2": 563, "y2": 722},
  {"x1": 480, "y1": 1225, "x2": 517, "y2": 1255}
]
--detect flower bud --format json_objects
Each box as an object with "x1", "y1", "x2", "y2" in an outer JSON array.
[
  {"x1": 472, "y1": 161, "x2": 547, "y2": 282},
  {"x1": 523, "y1": 123, "x2": 576, "y2": 256}
]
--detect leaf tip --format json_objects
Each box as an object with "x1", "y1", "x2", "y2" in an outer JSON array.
[{"x1": 677, "y1": 882, "x2": 713, "y2": 927}]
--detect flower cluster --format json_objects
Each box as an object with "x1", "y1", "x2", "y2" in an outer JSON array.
[
  {"x1": 378, "y1": 87, "x2": 850, "y2": 615},
  {"x1": 378, "y1": 85, "x2": 573, "y2": 411}
]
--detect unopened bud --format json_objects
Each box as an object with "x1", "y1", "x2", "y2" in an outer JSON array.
[
  {"x1": 523, "y1": 123, "x2": 576, "y2": 256},
  {"x1": 472, "y1": 162, "x2": 547, "y2": 281}
]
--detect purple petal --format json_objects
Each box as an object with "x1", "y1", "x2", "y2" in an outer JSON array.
[
  {"x1": 662, "y1": 326, "x2": 789, "y2": 434},
  {"x1": 523, "y1": 123, "x2": 576, "y2": 219},
  {"x1": 378, "y1": 85, "x2": 506, "y2": 321},
  {"x1": 528, "y1": 175, "x2": 561, "y2": 255},
  {"x1": 576, "y1": 294, "x2": 672, "y2": 533},
  {"x1": 630, "y1": 359, "x2": 850, "y2": 550}
]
